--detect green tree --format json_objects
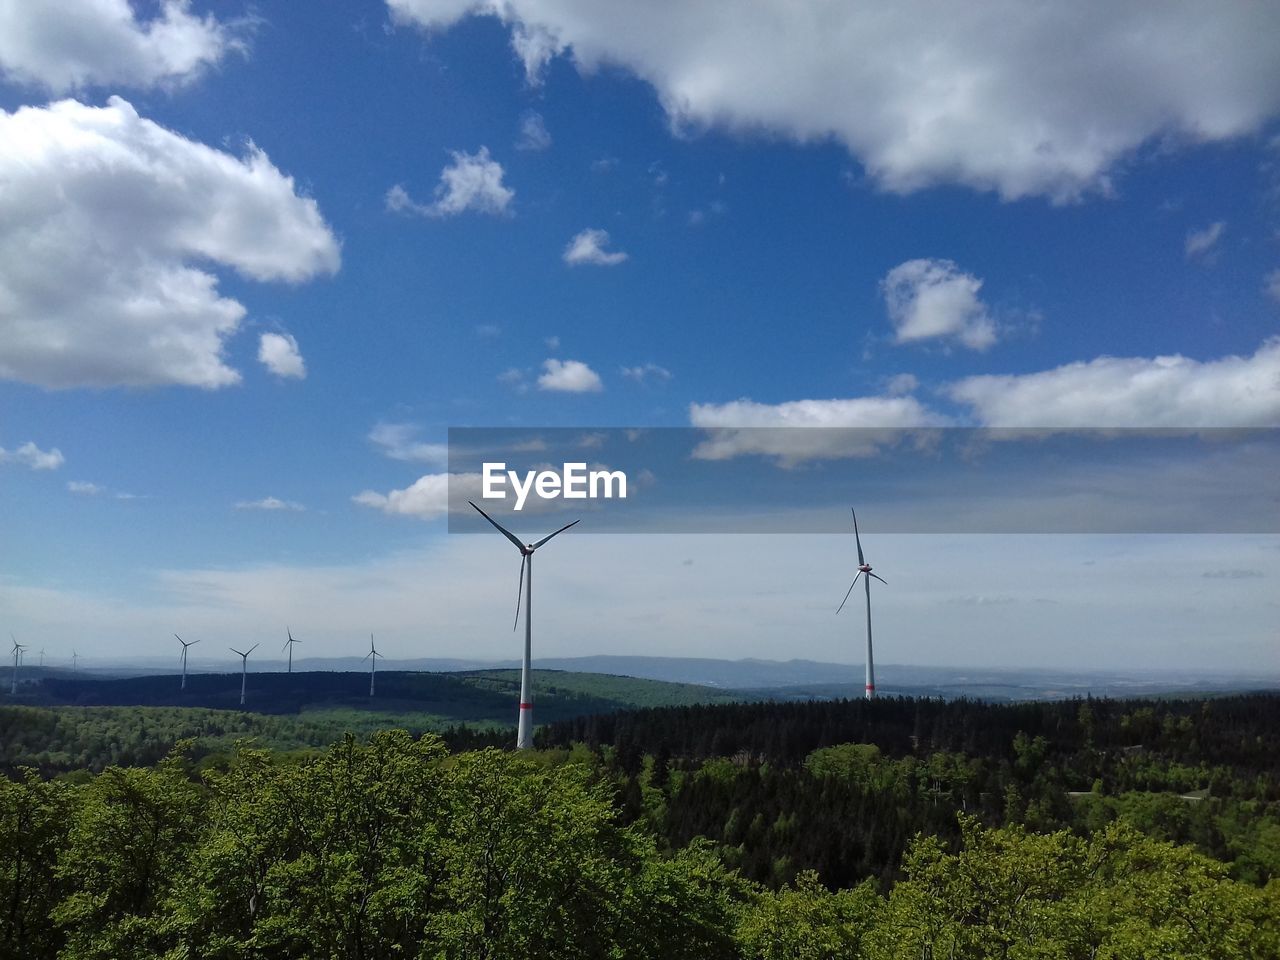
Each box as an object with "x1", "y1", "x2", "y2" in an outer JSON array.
[
  {"x1": 738, "y1": 870, "x2": 882, "y2": 960},
  {"x1": 0, "y1": 770, "x2": 76, "y2": 960},
  {"x1": 52, "y1": 746, "x2": 204, "y2": 960}
]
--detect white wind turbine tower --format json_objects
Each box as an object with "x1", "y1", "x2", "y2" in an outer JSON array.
[
  {"x1": 175, "y1": 634, "x2": 200, "y2": 690},
  {"x1": 469, "y1": 500, "x2": 580, "y2": 750},
  {"x1": 9, "y1": 636, "x2": 25, "y2": 695},
  {"x1": 363, "y1": 634, "x2": 382, "y2": 697},
  {"x1": 836, "y1": 509, "x2": 887, "y2": 700},
  {"x1": 229, "y1": 644, "x2": 258, "y2": 706},
  {"x1": 283, "y1": 627, "x2": 300, "y2": 674},
  {"x1": 39, "y1": 648, "x2": 45, "y2": 668}
]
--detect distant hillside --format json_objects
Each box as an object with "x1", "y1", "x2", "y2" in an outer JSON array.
[
  {"x1": 37, "y1": 655, "x2": 1278, "y2": 701},
  {"x1": 6, "y1": 668, "x2": 739, "y2": 725}
]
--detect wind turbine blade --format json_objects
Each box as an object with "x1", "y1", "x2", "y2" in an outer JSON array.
[
  {"x1": 869, "y1": 572, "x2": 888, "y2": 585},
  {"x1": 246, "y1": 644, "x2": 259, "y2": 656},
  {"x1": 229, "y1": 647, "x2": 245, "y2": 657},
  {"x1": 851, "y1": 509, "x2": 866, "y2": 566},
  {"x1": 531, "y1": 518, "x2": 581, "y2": 550},
  {"x1": 190, "y1": 639, "x2": 200, "y2": 646},
  {"x1": 513, "y1": 554, "x2": 526, "y2": 631},
  {"x1": 468, "y1": 500, "x2": 526, "y2": 552},
  {"x1": 836, "y1": 573, "x2": 863, "y2": 614}
]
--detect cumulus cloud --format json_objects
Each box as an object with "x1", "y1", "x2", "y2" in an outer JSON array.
[
  {"x1": 947, "y1": 339, "x2": 1280, "y2": 428},
  {"x1": 368, "y1": 423, "x2": 449, "y2": 466},
  {"x1": 688, "y1": 395, "x2": 947, "y2": 463},
  {"x1": 537, "y1": 358, "x2": 603, "y2": 392},
  {"x1": 387, "y1": 0, "x2": 1280, "y2": 202},
  {"x1": 621, "y1": 363, "x2": 672, "y2": 383},
  {"x1": 386, "y1": 147, "x2": 514, "y2": 218},
  {"x1": 1185, "y1": 221, "x2": 1226, "y2": 261},
  {"x1": 0, "y1": 0, "x2": 244, "y2": 92},
  {"x1": 0, "y1": 441, "x2": 65, "y2": 470},
  {"x1": 563, "y1": 228, "x2": 628, "y2": 266},
  {"x1": 235, "y1": 497, "x2": 305, "y2": 512},
  {"x1": 0, "y1": 98, "x2": 339, "y2": 390},
  {"x1": 352, "y1": 473, "x2": 483, "y2": 521},
  {"x1": 257, "y1": 332, "x2": 305, "y2": 379},
  {"x1": 516, "y1": 110, "x2": 551, "y2": 150},
  {"x1": 882, "y1": 259, "x2": 997, "y2": 350}
]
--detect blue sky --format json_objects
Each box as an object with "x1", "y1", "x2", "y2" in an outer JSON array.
[{"x1": 1, "y1": 1, "x2": 1278, "y2": 671}]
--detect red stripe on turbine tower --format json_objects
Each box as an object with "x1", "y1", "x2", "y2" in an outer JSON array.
[{"x1": 519, "y1": 702, "x2": 533, "y2": 709}]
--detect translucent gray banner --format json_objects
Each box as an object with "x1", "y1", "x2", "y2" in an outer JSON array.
[{"x1": 445, "y1": 427, "x2": 1280, "y2": 534}]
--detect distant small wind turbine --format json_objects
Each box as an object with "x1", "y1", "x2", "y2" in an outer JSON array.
[
  {"x1": 70, "y1": 650, "x2": 79, "y2": 673},
  {"x1": 363, "y1": 633, "x2": 382, "y2": 697},
  {"x1": 175, "y1": 634, "x2": 200, "y2": 690},
  {"x1": 469, "y1": 500, "x2": 580, "y2": 750},
  {"x1": 38, "y1": 648, "x2": 45, "y2": 668},
  {"x1": 837, "y1": 509, "x2": 887, "y2": 700},
  {"x1": 9, "y1": 636, "x2": 25, "y2": 695},
  {"x1": 229, "y1": 644, "x2": 259, "y2": 706},
  {"x1": 283, "y1": 627, "x2": 301, "y2": 674}
]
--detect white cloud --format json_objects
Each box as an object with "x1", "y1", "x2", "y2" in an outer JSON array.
[
  {"x1": 621, "y1": 363, "x2": 673, "y2": 384},
  {"x1": 0, "y1": 0, "x2": 244, "y2": 92},
  {"x1": 257, "y1": 332, "x2": 306, "y2": 379},
  {"x1": 563, "y1": 228, "x2": 628, "y2": 266},
  {"x1": 497, "y1": 367, "x2": 529, "y2": 392},
  {"x1": 386, "y1": 147, "x2": 514, "y2": 218},
  {"x1": 1267, "y1": 269, "x2": 1280, "y2": 303},
  {"x1": 537, "y1": 358, "x2": 603, "y2": 393},
  {"x1": 369, "y1": 423, "x2": 449, "y2": 466},
  {"x1": 67, "y1": 480, "x2": 103, "y2": 495},
  {"x1": 353, "y1": 472, "x2": 482, "y2": 521},
  {"x1": 516, "y1": 110, "x2": 551, "y2": 150},
  {"x1": 884, "y1": 373, "x2": 919, "y2": 396},
  {"x1": 688, "y1": 395, "x2": 948, "y2": 463},
  {"x1": 1185, "y1": 221, "x2": 1226, "y2": 260},
  {"x1": 947, "y1": 338, "x2": 1280, "y2": 428},
  {"x1": 882, "y1": 259, "x2": 997, "y2": 350},
  {"x1": 387, "y1": 0, "x2": 1280, "y2": 202},
  {"x1": 0, "y1": 98, "x2": 339, "y2": 390},
  {"x1": 0, "y1": 441, "x2": 64, "y2": 470},
  {"x1": 235, "y1": 497, "x2": 305, "y2": 512}
]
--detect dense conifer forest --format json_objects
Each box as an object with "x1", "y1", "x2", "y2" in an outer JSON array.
[{"x1": 2, "y1": 692, "x2": 1278, "y2": 957}]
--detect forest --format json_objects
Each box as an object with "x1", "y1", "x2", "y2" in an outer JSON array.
[{"x1": 2, "y1": 692, "x2": 1278, "y2": 958}]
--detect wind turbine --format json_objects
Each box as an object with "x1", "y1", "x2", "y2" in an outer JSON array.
[
  {"x1": 469, "y1": 500, "x2": 580, "y2": 750},
  {"x1": 175, "y1": 634, "x2": 200, "y2": 690},
  {"x1": 229, "y1": 644, "x2": 258, "y2": 706},
  {"x1": 283, "y1": 627, "x2": 300, "y2": 674},
  {"x1": 9, "y1": 636, "x2": 25, "y2": 695},
  {"x1": 38, "y1": 648, "x2": 45, "y2": 668},
  {"x1": 836, "y1": 509, "x2": 887, "y2": 700},
  {"x1": 70, "y1": 650, "x2": 79, "y2": 673},
  {"x1": 363, "y1": 633, "x2": 382, "y2": 697}
]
